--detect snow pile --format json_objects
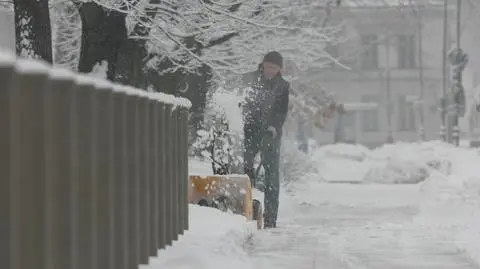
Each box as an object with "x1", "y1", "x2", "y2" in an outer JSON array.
[
  {"x1": 304, "y1": 141, "x2": 453, "y2": 184},
  {"x1": 311, "y1": 143, "x2": 371, "y2": 183},
  {"x1": 362, "y1": 141, "x2": 453, "y2": 184},
  {"x1": 415, "y1": 145, "x2": 480, "y2": 265},
  {"x1": 285, "y1": 141, "x2": 456, "y2": 205},
  {"x1": 149, "y1": 205, "x2": 255, "y2": 269}
]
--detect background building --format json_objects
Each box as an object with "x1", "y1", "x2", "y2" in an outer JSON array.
[{"x1": 284, "y1": 1, "x2": 458, "y2": 148}]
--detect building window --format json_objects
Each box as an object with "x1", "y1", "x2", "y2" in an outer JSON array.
[
  {"x1": 397, "y1": 34, "x2": 416, "y2": 69},
  {"x1": 397, "y1": 95, "x2": 416, "y2": 131},
  {"x1": 361, "y1": 95, "x2": 379, "y2": 132},
  {"x1": 360, "y1": 35, "x2": 379, "y2": 70}
]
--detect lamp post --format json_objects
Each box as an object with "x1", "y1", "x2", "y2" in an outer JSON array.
[
  {"x1": 440, "y1": 0, "x2": 448, "y2": 142},
  {"x1": 448, "y1": 0, "x2": 468, "y2": 146},
  {"x1": 385, "y1": 34, "x2": 394, "y2": 144}
]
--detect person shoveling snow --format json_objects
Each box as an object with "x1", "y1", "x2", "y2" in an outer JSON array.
[{"x1": 237, "y1": 51, "x2": 290, "y2": 229}]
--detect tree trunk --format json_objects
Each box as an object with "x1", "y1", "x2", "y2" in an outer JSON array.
[
  {"x1": 77, "y1": 2, "x2": 127, "y2": 80},
  {"x1": 14, "y1": 0, "x2": 53, "y2": 63}
]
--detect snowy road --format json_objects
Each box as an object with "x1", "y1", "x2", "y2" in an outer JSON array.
[{"x1": 248, "y1": 184, "x2": 478, "y2": 269}]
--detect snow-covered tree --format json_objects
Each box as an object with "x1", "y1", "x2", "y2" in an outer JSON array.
[
  {"x1": 46, "y1": 0, "x2": 345, "y2": 80},
  {"x1": 139, "y1": 0, "x2": 345, "y2": 76},
  {"x1": 13, "y1": 0, "x2": 52, "y2": 63},
  {"x1": 50, "y1": 0, "x2": 345, "y2": 145}
]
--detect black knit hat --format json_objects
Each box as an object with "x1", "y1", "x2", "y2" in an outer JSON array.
[{"x1": 263, "y1": 51, "x2": 283, "y2": 68}]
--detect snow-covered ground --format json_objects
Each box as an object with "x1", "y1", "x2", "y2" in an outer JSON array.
[
  {"x1": 154, "y1": 141, "x2": 480, "y2": 268},
  {"x1": 148, "y1": 204, "x2": 256, "y2": 269},
  {"x1": 147, "y1": 157, "x2": 256, "y2": 269},
  {"x1": 415, "y1": 143, "x2": 480, "y2": 265}
]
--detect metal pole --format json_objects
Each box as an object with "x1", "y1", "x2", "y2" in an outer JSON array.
[
  {"x1": 416, "y1": 5, "x2": 426, "y2": 141},
  {"x1": 451, "y1": 0, "x2": 461, "y2": 146},
  {"x1": 385, "y1": 34, "x2": 394, "y2": 143},
  {"x1": 440, "y1": 0, "x2": 448, "y2": 142}
]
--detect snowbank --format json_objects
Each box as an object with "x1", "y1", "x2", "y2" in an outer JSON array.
[
  {"x1": 304, "y1": 141, "x2": 453, "y2": 184},
  {"x1": 311, "y1": 143, "x2": 371, "y2": 183},
  {"x1": 151, "y1": 158, "x2": 259, "y2": 269},
  {"x1": 362, "y1": 141, "x2": 453, "y2": 184},
  {"x1": 149, "y1": 205, "x2": 255, "y2": 269},
  {"x1": 285, "y1": 142, "x2": 458, "y2": 205},
  {"x1": 415, "y1": 145, "x2": 480, "y2": 265}
]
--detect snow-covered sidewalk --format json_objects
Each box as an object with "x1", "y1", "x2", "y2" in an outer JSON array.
[{"x1": 152, "y1": 142, "x2": 480, "y2": 269}]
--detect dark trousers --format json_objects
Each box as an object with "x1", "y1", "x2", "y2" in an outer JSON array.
[{"x1": 244, "y1": 126, "x2": 280, "y2": 228}]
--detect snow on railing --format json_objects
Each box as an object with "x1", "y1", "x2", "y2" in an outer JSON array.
[{"x1": 0, "y1": 52, "x2": 190, "y2": 269}]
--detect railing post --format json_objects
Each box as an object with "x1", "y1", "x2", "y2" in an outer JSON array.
[
  {"x1": 71, "y1": 76, "x2": 95, "y2": 269},
  {"x1": 44, "y1": 69, "x2": 76, "y2": 269},
  {"x1": 125, "y1": 92, "x2": 140, "y2": 269},
  {"x1": 158, "y1": 103, "x2": 166, "y2": 249},
  {"x1": 9, "y1": 61, "x2": 49, "y2": 269},
  {"x1": 171, "y1": 108, "x2": 179, "y2": 239},
  {"x1": 184, "y1": 108, "x2": 190, "y2": 231},
  {"x1": 137, "y1": 96, "x2": 149, "y2": 264},
  {"x1": 112, "y1": 89, "x2": 128, "y2": 269},
  {"x1": 93, "y1": 81, "x2": 114, "y2": 269},
  {"x1": 165, "y1": 104, "x2": 173, "y2": 246},
  {"x1": 180, "y1": 108, "x2": 189, "y2": 231},
  {"x1": 90, "y1": 82, "x2": 99, "y2": 269},
  {"x1": 176, "y1": 108, "x2": 183, "y2": 235},
  {"x1": 0, "y1": 56, "x2": 15, "y2": 269},
  {"x1": 149, "y1": 98, "x2": 159, "y2": 256}
]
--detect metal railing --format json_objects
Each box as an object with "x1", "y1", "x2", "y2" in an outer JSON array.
[{"x1": 0, "y1": 56, "x2": 190, "y2": 269}]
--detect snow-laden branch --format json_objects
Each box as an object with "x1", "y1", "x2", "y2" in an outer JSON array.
[
  {"x1": 137, "y1": 0, "x2": 346, "y2": 74},
  {"x1": 50, "y1": 0, "x2": 345, "y2": 76}
]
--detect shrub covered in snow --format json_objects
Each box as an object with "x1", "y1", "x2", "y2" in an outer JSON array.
[{"x1": 191, "y1": 95, "x2": 243, "y2": 174}]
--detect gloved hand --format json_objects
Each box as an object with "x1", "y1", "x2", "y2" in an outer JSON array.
[{"x1": 261, "y1": 126, "x2": 277, "y2": 151}]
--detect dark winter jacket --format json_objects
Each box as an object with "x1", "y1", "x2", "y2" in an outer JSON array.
[{"x1": 240, "y1": 69, "x2": 290, "y2": 139}]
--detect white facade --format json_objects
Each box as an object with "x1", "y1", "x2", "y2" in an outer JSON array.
[
  {"x1": 289, "y1": 4, "x2": 456, "y2": 148},
  {"x1": 0, "y1": 8, "x2": 14, "y2": 53}
]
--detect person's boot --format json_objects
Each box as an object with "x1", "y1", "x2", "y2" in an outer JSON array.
[{"x1": 263, "y1": 215, "x2": 277, "y2": 229}]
